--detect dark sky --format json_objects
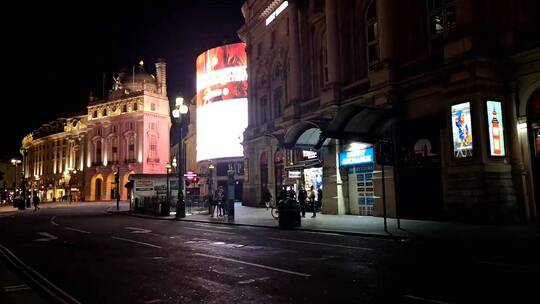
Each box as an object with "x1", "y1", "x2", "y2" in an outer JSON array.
[{"x1": 3, "y1": 0, "x2": 245, "y2": 158}]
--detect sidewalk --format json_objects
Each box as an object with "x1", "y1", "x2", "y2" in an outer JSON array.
[{"x1": 120, "y1": 202, "x2": 540, "y2": 242}]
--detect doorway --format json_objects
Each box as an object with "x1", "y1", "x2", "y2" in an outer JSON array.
[{"x1": 95, "y1": 179, "x2": 102, "y2": 201}]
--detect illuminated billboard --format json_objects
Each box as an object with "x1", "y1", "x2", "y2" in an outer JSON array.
[
  {"x1": 196, "y1": 43, "x2": 248, "y2": 161},
  {"x1": 486, "y1": 100, "x2": 505, "y2": 157},
  {"x1": 451, "y1": 102, "x2": 473, "y2": 158}
]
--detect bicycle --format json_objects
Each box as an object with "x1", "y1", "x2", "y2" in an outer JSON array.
[{"x1": 265, "y1": 199, "x2": 279, "y2": 219}]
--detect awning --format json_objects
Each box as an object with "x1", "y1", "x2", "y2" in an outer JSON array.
[
  {"x1": 283, "y1": 120, "x2": 330, "y2": 150},
  {"x1": 324, "y1": 104, "x2": 394, "y2": 143}
]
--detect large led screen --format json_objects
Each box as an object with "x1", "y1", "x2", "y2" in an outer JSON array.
[
  {"x1": 451, "y1": 102, "x2": 474, "y2": 158},
  {"x1": 486, "y1": 100, "x2": 505, "y2": 157},
  {"x1": 196, "y1": 43, "x2": 248, "y2": 161}
]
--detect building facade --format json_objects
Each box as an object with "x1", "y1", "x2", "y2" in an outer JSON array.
[
  {"x1": 22, "y1": 60, "x2": 171, "y2": 202},
  {"x1": 239, "y1": 0, "x2": 540, "y2": 222}
]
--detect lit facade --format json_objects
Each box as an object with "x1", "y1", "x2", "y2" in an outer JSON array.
[
  {"x1": 239, "y1": 0, "x2": 540, "y2": 222},
  {"x1": 22, "y1": 60, "x2": 171, "y2": 202}
]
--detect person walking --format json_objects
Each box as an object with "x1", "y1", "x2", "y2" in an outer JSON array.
[
  {"x1": 298, "y1": 186, "x2": 307, "y2": 218},
  {"x1": 216, "y1": 186, "x2": 224, "y2": 217},
  {"x1": 32, "y1": 194, "x2": 40, "y2": 211},
  {"x1": 262, "y1": 188, "x2": 272, "y2": 210},
  {"x1": 317, "y1": 187, "x2": 323, "y2": 213},
  {"x1": 308, "y1": 185, "x2": 316, "y2": 218}
]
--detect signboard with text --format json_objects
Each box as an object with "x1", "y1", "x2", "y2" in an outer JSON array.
[{"x1": 339, "y1": 147, "x2": 374, "y2": 166}]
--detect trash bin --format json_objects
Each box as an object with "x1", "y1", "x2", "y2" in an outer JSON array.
[
  {"x1": 278, "y1": 198, "x2": 301, "y2": 228},
  {"x1": 17, "y1": 198, "x2": 25, "y2": 210}
]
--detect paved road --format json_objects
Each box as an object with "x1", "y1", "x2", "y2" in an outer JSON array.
[{"x1": 0, "y1": 203, "x2": 538, "y2": 303}]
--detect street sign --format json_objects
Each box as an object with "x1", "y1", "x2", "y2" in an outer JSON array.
[{"x1": 184, "y1": 172, "x2": 197, "y2": 178}]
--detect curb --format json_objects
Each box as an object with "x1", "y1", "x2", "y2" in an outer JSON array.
[
  {"x1": 109, "y1": 210, "x2": 411, "y2": 241},
  {"x1": 0, "y1": 244, "x2": 82, "y2": 304}
]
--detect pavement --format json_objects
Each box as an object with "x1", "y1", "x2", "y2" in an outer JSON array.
[{"x1": 117, "y1": 201, "x2": 540, "y2": 242}]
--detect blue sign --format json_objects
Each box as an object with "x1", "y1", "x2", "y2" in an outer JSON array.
[{"x1": 339, "y1": 147, "x2": 374, "y2": 166}]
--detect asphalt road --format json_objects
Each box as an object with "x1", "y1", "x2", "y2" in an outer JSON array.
[{"x1": 0, "y1": 203, "x2": 538, "y2": 304}]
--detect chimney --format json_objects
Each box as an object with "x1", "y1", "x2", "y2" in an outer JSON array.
[{"x1": 155, "y1": 59, "x2": 167, "y2": 97}]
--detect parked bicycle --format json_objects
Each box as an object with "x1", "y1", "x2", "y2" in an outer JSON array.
[{"x1": 265, "y1": 199, "x2": 279, "y2": 219}]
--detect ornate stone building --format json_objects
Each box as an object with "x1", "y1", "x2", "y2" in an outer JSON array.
[
  {"x1": 22, "y1": 60, "x2": 171, "y2": 202},
  {"x1": 239, "y1": 0, "x2": 540, "y2": 222}
]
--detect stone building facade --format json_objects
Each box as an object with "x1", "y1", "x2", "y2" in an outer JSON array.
[
  {"x1": 239, "y1": 0, "x2": 540, "y2": 222},
  {"x1": 22, "y1": 60, "x2": 171, "y2": 202}
]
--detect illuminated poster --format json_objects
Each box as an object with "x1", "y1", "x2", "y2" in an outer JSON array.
[
  {"x1": 451, "y1": 102, "x2": 473, "y2": 158},
  {"x1": 486, "y1": 100, "x2": 505, "y2": 157},
  {"x1": 196, "y1": 43, "x2": 248, "y2": 161}
]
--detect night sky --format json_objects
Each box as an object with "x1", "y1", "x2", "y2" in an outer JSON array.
[{"x1": 3, "y1": 0, "x2": 245, "y2": 158}]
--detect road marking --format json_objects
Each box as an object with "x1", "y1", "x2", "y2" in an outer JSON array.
[
  {"x1": 403, "y1": 294, "x2": 453, "y2": 304},
  {"x1": 65, "y1": 227, "x2": 92, "y2": 234},
  {"x1": 50, "y1": 216, "x2": 59, "y2": 226},
  {"x1": 34, "y1": 232, "x2": 58, "y2": 242},
  {"x1": 145, "y1": 300, "x2": 161, "y2": 303},
  {"x1": 3, "y1": 284, "x2": 31, "y2": 292},
  {"x1": 184, "y1": 227, "x2": 235, "y2": 235},
  {"x1": 125, "y1": 227, "x2": 152, "y2": 234},
  {"x1": 0, "y1": 244, "x2": 82, "y2": 304},
  {"x1": 195, "y1": 223, "x2": 234, "y2": 230},
  {"x1": 268, "y1": 237, "x2": 374, "y2": 251},
  {"x1": 111, "y1": 236, "x2": 162, "y2": 249},
  {"x1": 195, "y1": 253, "x2": 312, "y2": 278}
]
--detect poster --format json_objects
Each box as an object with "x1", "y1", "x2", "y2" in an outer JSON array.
[
  {"x1": 486, "y1": 100, "x2": 505, "y2": 157},
  {"x1": 451, "y1": 102, "x2": 473, "y2": 158}
]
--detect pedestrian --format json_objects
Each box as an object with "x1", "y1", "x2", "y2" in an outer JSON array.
[
  {"x1": 298, "y1": 186, "x2": 307, "y2": 218},
  {"x1": 288, "y1": 187, "x2": 296, "y2": 200},
  {"x1": 215, "y1": 186, "x2": 224, "y2": 217},
  {"x1": 262, "y1": 188, "x2": 272, "y2": 209},
  {"x1": 221, "y1": 187, "x2": 228, "y2": 216},
  {"x1": 308, "y1": 185, "x2": 316, "y2": 218},
  {"x1": 278, "y1": 186, "x2": 288, "y2": 202},
  {"x1": 211, "y1": 188, "x2": 220, "y2": 217},
  {"x1": 32, "y1": 194, "x2": 40, "y2": 211},
  {"x1": 317, "y1": 187, "x2": 323, "y2": 212}
]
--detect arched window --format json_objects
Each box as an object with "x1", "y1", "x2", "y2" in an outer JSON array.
[
  {"x1": 128, "y1": 137, "x2": 135, "y2": 162},
  {"x1": 111, "y1": 137, "x2": 118, "y2": 162},
  {"x1": 427, "y1": 0, "x2": 456, "y2": 51},
  {"x1": 366, "y1": 0, "x2": 379, "y2": 66}
]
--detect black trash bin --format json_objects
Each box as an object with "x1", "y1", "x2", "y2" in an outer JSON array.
[{"x1": 278, "y1": 198, "x2": 301, "y2": 228}]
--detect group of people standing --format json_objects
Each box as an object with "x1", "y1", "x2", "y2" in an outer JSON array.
[
  {"x1": 209, "y1": 186, "x2": 227, "y2": 217},
  {"x1": 267, "y1": 185, "x2": 322, "y2": 218}
]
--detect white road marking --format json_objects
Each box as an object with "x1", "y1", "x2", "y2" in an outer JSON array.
[
  {"x1": 195, "y1": 253, "x2": 312, "y2": 278},
  {"x1": 125, "y1": 227, "x2": 152, "y2": 234},
  {"x1": 268, "y1": 237, "x2": 374, "y2": 251},
  {"x1": 65, "y1": 227, "x2": 92, "y2": 234},
  {"x1": 111, "y1": 236, "x2": 163, "y2": 249},
  {"x1": 34, "y1": 232, "x2": 58, "y2": 242},
  {"x1": 3, "y1": 284, "x2": 31, "y2": 292},
  {"x1": 145, "y1": 299, "x2": 161, "y2": 303},
  {"x1": 50, "y1": 216, "x2": 59, "y2": 226},
  {"x1": 184, "y1": 227, "x2": 235, "y2": 235},
  {"x1": 195, "y1": 223, "x2": 234, "y2": 230},
  {"x1": 403, "y1": 294, "x2": 453, "y2": 304}
]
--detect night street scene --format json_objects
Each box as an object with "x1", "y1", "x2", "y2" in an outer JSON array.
[{"x1": 1, "y1": 0, "x2": 540, "y2": 303}]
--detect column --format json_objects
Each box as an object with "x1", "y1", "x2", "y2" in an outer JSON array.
[
  {"x1": 321, "y1": 139, "x2": 346, "y2": 214},
  {"x1": 288, "y1": 0, "x2": 301, "y2": 103},
  {"x1": 325, "y1": 0, "x2": 340, "y2": 84}
]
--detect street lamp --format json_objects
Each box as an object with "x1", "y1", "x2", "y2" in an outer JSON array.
[
  {"x1": 165, "y1": 163, "x2": 172, "y2": 215},
  {"x1": 172, "y1": 96, "x2": 189, "y2": 218},
  {"x1": 10, "y1": 159, "x2": 21, "y2": 191}
]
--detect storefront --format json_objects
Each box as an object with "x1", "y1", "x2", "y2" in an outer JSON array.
[{"x1": 339, "y1": 143, "x2": 376, "y2": 216}]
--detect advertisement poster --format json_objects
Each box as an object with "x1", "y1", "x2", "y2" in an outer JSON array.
[
  {"x1": 486, "y1": 100, "x2": 505, "y2": 157},
  {"x1": 196, "y1": 43, "x2": 248, "y2": 161},
  {"x1": 451, "y1": 102, "x2": 474, "y2": 158},
  {"x1": 339, "y1": 147, "x2": 374, "y2": 166}
]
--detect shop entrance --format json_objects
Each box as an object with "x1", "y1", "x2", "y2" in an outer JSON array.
[{"x1": 397, "y1": 116, "x2": 444, "y2": 220}]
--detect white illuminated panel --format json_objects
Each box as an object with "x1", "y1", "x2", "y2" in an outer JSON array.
[{"x1": 265, "y1": 1, "x2": 288, "y2": 26}]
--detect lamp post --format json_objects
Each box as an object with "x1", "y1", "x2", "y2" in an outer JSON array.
[
  {"x1": 10, "y1": 159, "x2": 21, "y2": 191},
  {"x1": 165, "y1": 163, "x2": 171, "y2": 213},
  {"x1": 172, "y1": 96, "x2": 189, "y2": 218}
]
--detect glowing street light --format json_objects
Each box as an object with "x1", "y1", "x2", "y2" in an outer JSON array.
[{"x1": 172, "y1": 96, "x2": 189, "y2": 218}]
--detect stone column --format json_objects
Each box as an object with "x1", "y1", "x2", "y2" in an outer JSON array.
[
  {"x1": 507, "y1": 83, "x2": 534, "y2": 221},
  {"x1": 321, "y1": 139, "x2": 346, "y2": 214},
  {"x1": 325, "y1": 0, "x2": 340, "y2": 84},
  {"x1": 287, "y1": 0, "x2": 301, "y2": 110}
]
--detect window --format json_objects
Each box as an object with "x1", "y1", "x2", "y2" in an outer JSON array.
[
  {"x1": 148, "y1": 135, "x2": 158, "y2": 163},
  {"x1": 128, "y1": 137, "x2": 135, "y2": 161},
  {"x1": 273, "y1": 87, "x2": 283, "y2": 117},
  {"x1": 95, "y1": 141, "x2": 102, "y2": 163},
  {"x1": 112, "y1": 137, "x2": 118, "y2": 161},
  {"x1": 103, "y1": 108, "x2": 108, "y2": 116},
  {"x1": 151, "y1": 103, "x2": 156, "y2": 111},
  {"x1": 93, "y1": 111, "x2": 97, "y2": 118},
  {"x1": 427, "y1": 0, "x2": 456, "y2": 50},
  {"x1": 366, "y1": 1, "x2": 379, "y2": 66},
  {"x1": 133, "y1": 103, "x2": 138, "y2": 111},
  {"x1": 122, "y1": 104, "x2": 127, "y2": 113},
  {"x1": 260, "y1": 96, "x2": 269, "y2": 123}
]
